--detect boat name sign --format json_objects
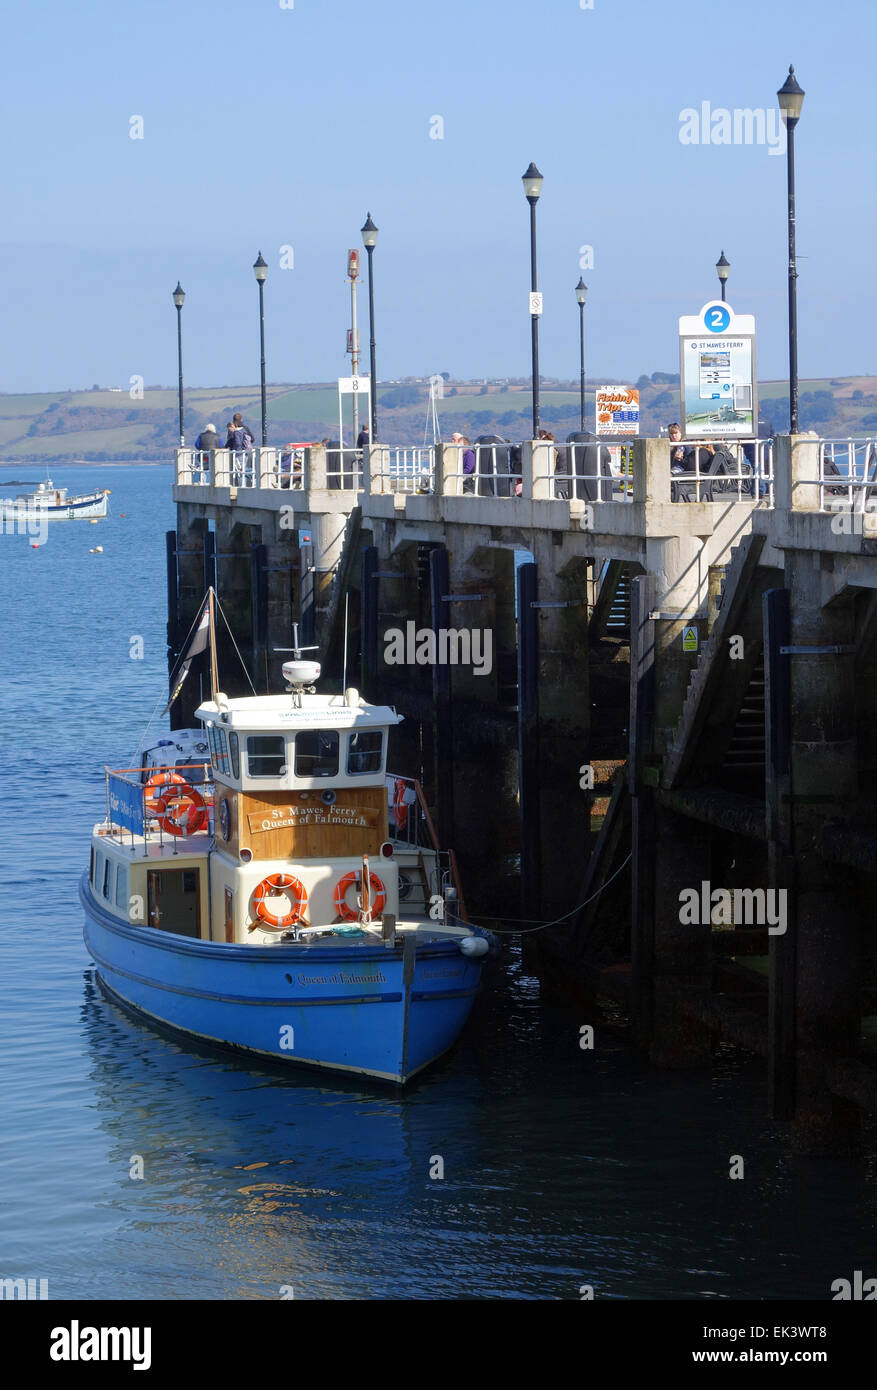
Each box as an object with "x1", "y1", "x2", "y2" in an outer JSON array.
[{"x1": 248, "y1": 804, "x2": 380, "y2": 833}]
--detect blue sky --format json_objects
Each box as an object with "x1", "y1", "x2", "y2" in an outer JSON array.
[{"x1": 1, "y1": 0, "x2": 872, "y2": 392}]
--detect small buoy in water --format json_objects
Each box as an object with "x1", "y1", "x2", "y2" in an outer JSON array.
[
  {"x1": 120, "y1": 512, "x2": 126, "y2": 517},
  {"x1": 89, "y1": 545, "x2": 104, "y2": 554},
  {"x1": 31, "y1": 542, "x2": 39, "y2": 549},
  {"x1": 89, "y1": 518, "x2": 99, "y2": 524}
]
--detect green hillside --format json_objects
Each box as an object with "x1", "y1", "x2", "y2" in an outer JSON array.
[{"x1": 1, "y1": 376, "x2": 876, "y2": 465}]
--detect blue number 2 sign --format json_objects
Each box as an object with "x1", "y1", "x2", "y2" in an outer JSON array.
[{"x1": 704, "y1": 304, "x2": 731, "y2": 332}]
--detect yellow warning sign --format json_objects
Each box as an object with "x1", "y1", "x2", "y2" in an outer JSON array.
[{"x1": 682, "y1": 625, "x2": 699, "y2": 652}]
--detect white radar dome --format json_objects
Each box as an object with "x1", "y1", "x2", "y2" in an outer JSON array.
[{"x1": 283, "y1": 660, "x2": 321, "y2": 688}]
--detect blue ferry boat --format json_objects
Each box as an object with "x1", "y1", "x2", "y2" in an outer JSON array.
[{"x1": 80, "y1": 596, "x2": 488, "y2": 1083}]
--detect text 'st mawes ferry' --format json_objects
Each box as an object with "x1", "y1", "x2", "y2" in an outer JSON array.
[
  {"x1": 0, "y1": 478, "x2": 109, "y2": 520},
  {"x1": 80, "y1": 592, "x2": 490, "y2": 1084}
]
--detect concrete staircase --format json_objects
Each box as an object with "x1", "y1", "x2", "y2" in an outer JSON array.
[{"x1": 664, "y1": 533, "x2": 769, "y2": 790}]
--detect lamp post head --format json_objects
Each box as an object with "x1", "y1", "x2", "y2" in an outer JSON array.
[
  {"x1": 777, "y1": 65, "x2": 805, "y2": 126},
  {"x1": 361, "y1": 213, "x2": 378, "y2": 250},
  {"x1": 575, "y1": 277, "x2": 588, "y2": 306},
  {"x1": 522, "y1": 162, "x2": 543, "y2": 204},
  {"x1": 716, "y1": 250, "x2": 730, "y2": 283},
  {"x1": 172, "y1": 282, "x2": 185, "y2": 309},
  {"x1": 253, "y1": 252, "x2": 268, "y2": 283}
]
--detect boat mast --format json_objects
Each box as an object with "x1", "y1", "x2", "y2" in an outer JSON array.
[{"x1": 208, "y1": 587, "x2": 219, "y2": 700}]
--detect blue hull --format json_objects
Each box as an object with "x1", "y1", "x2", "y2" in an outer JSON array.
[{"x1": 79, "y1": 873, "x2": 481, "y2": 1083}]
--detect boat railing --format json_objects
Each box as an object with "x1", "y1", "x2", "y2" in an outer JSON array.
[{"x1": 101, "y1": 763, "x2": 214, "y2": 851}]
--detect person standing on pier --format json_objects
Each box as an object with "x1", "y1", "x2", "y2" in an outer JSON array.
[
  {"x1": 226, "y1": 413, "x2": 255, "y2": 486},
  {"x1": 453, "y1": 433, "x2": 477, "y2": 494},
  {"x1": 195, "y1": 422, "x2": 220, "y2": 451},
  {"x1": 226, "y1": 413, "x2": 255, "y2": 450},
  {"x1": 668, "y1": 422, "x2": 690, "y2": 474}
]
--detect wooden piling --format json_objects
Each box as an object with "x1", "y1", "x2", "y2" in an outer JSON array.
[{"x1": 517, "y1": 561, "x2": 542, "y2": 923}]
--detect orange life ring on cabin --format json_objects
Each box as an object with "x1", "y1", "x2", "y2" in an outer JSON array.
[
  {"x1": 252, "y1": 873, "x2": 309, "y2": 930},
  {"x1": 334, "y1": 869, "x2": 387, "y2": 922},
  {"x1": 143, "y1": 771, "x2": 207, "y2": 837}
]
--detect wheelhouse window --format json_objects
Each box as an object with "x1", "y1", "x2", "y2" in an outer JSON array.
[
  {"x1": 93, "y1": 851, "x2": 104, "y2": 890},
  {"x1": 229, "y1": 731, "x2": 240, "y2": 780},
  {"x1": 103, "y1": 858, "x2": 113, "y2": 900},
  {"x1": 347, "y1": 731, "x2": 384, "y2": 775},
  {"x1": 247, "y1": 735, "x2": 286, "y2": 778},
  {"x1": 208, "y1": 724, "x2": 230, "y2": 776},
  {"x1": 179, "y1": 755, "x2": 209, "y2": 787},
  {"x1": 294, "y1": 730, "x2": 339, "y2": 778}
]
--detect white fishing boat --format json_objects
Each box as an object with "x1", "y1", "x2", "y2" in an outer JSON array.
[
  {"x1": 0, "y1": 477, "x2": 109, "y2": 520},
  {"x1": 80, "y1": 591, "x2": 492, "y2": 1084}
]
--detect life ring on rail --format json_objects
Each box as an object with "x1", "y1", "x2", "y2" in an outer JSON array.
[
  {"x1": 393, "y1": 779, "x2": 408, "y2": 833},
  {"x1": 163, "y1": 786, "x2": 208, "y2": 837},
  {"x1": 252, "y1": 873, "x2": 308, "y2": 930},
  {"x1": 143, "y1": 771, "x2": 207, "y2": 837},
  {"x1": 334, "y1": 870, "x2": 387, "y2": 922}
]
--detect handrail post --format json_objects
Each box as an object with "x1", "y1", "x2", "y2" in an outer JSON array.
[{"x1": 413, "y1": 778, "x2": 441, "y2": 852}]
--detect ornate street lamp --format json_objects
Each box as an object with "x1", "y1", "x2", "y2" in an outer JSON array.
[
  {"x1": 522, "y1": 163, "x2": 543, "y2": 438},
  {"x1": 172, "y1": 282, "x2": 185, "y2": 446},
  {"x1": 777, "y1": 66, "x2": 805, "y2": 432},
  {"x1": 361, "y1": 213, "x2": 379, "y2": 442},
  {"x1": 575, "y1": 277, "x2": 588, "y2": 430},
  {"x1": 253, "y1": 252, "x2": 268, "y2": 446}
]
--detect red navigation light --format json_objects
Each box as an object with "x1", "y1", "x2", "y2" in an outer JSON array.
[
  {"x1": 347, "y1": 249, "x2": 360, "y2": 279},
  {"x1": 379, "y1": 841, "x2": 394, "y2": 858}
]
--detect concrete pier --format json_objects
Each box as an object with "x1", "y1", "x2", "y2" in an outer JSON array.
[{"x1": 170, "y1": 430, "x2": 877, "y2": 1149}]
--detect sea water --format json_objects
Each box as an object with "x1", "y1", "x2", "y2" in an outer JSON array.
[{"x1": 0, "y1": 463, "x2": 875, "y2": 1301}]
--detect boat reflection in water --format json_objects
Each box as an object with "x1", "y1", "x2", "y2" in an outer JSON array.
[{"x1": 78, "y1": 968, "x2": 488, "y2": 1301}]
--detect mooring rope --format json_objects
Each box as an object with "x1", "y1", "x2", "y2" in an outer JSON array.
[{"x1": 453, "y1": 851, "x2": 633, "y2": 935}]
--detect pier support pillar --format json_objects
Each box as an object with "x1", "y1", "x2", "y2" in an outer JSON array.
[
  {"x1": 781, "y1": 552, "x2": 860, "y2": 1153},
  {"x1": 173, "y1": 505, "x2": 209, "y2": 723},
  {"x1": 649, "y1": 808, "x2": 713, "y2": 1067}
]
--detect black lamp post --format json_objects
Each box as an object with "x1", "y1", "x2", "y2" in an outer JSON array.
[
  {"x1": 361, "y1": 213, "x2": 378, "y2": 442},
  {"x1": 777, "y1": 65, "x2": 805, "y2": 433},
  {"x1": 172, "y1": 282, "x2": 185, "y2": 446},
  {"x1": 575, "y1": 277, "x2": 588, "y2": 430},
  {"x1": 716, "y1": 250, "x2": 730, "y2": 302},
  {"x1": 253, "y1": 252, "x2": 268, "y2": 446},
  {"x1": 522, "y1": 163, "x2": 543, "y2": 438}
]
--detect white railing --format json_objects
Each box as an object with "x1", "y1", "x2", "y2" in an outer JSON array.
[
  {"x1": 386, "y1": 447, "x2": 435, "y2": 494},
  {"x1": 176, "y1": 437, "x2": 780, "y2": 505},
  {"x1": 665, "y1": 439, "x2": 774, "y2": 505},
  {"x1": 442, "y1": 442, "x2": 522, "y2": 496},
  {"x1": 815, "y1": 438, "x2": 877, "y2": 512}
]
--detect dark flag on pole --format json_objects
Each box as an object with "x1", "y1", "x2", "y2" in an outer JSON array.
[{"x1": 164, "y1": 598, "x2": 210, "y2": 714}]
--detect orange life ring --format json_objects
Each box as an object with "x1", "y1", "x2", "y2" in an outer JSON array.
[
  {"x1": 144, "y1": 771, "x2": 207, "y2": 837},
  {"x1": 394, "y1": 779, "x2": 408, "y2": 833},
  {"x1": 163, "y1": 786, "x2": 208, "y2": 837},
  {"x1": 252, "y1": 873, "x2": 308, "y2": 930},
  {"x1": 334, "y1": 869, "x2": 387, "y2": 922}
]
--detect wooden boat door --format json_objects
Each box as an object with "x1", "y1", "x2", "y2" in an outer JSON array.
[{"x1": 146, "y1": 868, "x2": 201, "y2": 939}]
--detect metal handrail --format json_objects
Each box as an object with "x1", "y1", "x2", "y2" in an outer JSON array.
[{"x1": 103, "y1": 763, "x2": 215, "y2": 850}]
